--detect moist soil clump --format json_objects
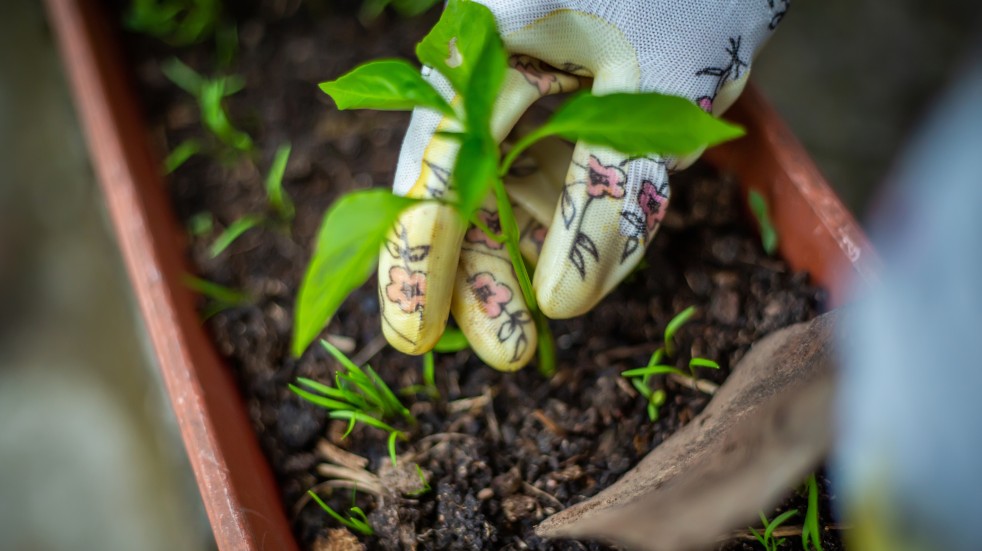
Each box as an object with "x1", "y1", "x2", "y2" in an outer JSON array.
[{"x1": 117, "y1": 2, "x2": 843, "y2": 549}]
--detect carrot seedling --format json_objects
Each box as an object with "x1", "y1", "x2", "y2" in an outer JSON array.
[
  {"x1": 750, "y1": 509, "x2": 799, "y2": 551},
  {"x1": 801, "y1": 474, "x2": 824, "y2": 551},
  {"x1": 183, "y1": 274, "x2": 250, "y2": 319},
  {"x1": 749, "y1": 189, "x2": 778, "y2": 256},
  {"x1": 291, "y1": 340, "x2": 413, "y2": 465},
  {"x1": 306, "y1": 490, "x2": 374, "y2": 536}
]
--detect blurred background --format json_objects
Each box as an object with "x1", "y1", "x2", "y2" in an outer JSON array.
[{"x1": 0, "y1": 0, "x2": 977, "y2": 549}]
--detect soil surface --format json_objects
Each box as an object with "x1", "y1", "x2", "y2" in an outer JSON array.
[{"x1": 116, "y1": 1, "x2": 843, "y2": 549}]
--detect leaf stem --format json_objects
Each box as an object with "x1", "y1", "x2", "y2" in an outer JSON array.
[
  {"x1": 499, "y1": 129, "x2": 548, "y2": 179},
  {"x1": 470, "y1": 216, "x2": 505, "y2": 244}
]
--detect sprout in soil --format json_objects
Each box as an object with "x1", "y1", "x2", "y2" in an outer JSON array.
[
  {"x1": 621, "y1": 306, "x2": 720, "y2": 420},
  {"x1": 306, "y1": 489, "x2": 374, "y2": 536},
  {"x1": 161, "y1": 57, "x2": 253, "y2": 155},
  {"x1": 802, "y1": 474, "x2": 825, "y2": 551},
  {"x1": 209, "y1": 143, "x2": 295, "y2": 258},
  {"x1": 749, "y1": 188, "x2": 779, "y2": 256},
  {"x1": 182, "y1": 274, "x2": 250, "y2": 319},
  {"x1": 750, "y1": 508, "x2": 799, "y2": 551},
  {"x1": 290, "y1": 340, "x2": 413, "y2": 465},
  {"x1": 291, "y1": 0, "x2": 744, "y2": 379},
  {"x1": 125, "y1": 0, "x2": 222, "y2": 47}
]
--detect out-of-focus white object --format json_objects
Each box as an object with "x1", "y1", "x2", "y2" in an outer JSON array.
[{"x1": 835, "y1": 45, "x2": 982, "y2": 551}]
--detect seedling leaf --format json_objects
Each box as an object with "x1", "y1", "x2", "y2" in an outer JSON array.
[
  {"x1": 749, "y1": 189, "x2": 779, "y2": 255},
  {"x1": 183, "y1": 274, "x2": 249, "y2": 305},
  {"x1": 689, "y1": 357, "x2": 720, "y2": 370},
  {"x1": 505, "y1": 92, "x2": 744, "y2": 172},
  {"x1": 664, "y1": 305, "x2": 697, "y2": 357},
  {"x1": 622, "y1": 365, "x2": 687, "y2": 378},
  {"x1": 320, "y1": 59, "x2": 454, "y2": 116},
  {"x1": 434, "y1": 327, "x2": 469, "y2": 352},
  {"x1": 265, "y1": 143, "x2": 294, "y2": 220},
  {"x1": 415, "y1": 0, "x2": 503, "y2": 95},
  {"x1": 454, "y1": 132, "x2": 498, "y2": 218},
  {"x1": 307, "y1": 490, "x2": 374, "y2": 536},
  {"x1": 209, "y1": 214, "x2": 264, "y2": 257},
  {"x1": 293, "y1": 190, "x2": 417, "y2": 356},
  {"x1": 160, "y1": 56, "x2": 205, "y2": 94},
  {"x1": 802, "y1": 474, "x2": 824, "y2": 551},
  {"x1": 165, "y1": 138, "x2": 201, "y2": 173}
]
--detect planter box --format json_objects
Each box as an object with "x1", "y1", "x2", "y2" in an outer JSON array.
[{"x1": 45, "y1": 0, "x2": 878, "y2": 549}]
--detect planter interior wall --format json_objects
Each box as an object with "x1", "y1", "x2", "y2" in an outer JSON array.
[{"x1": 45, "y1": 0, "x2": 877, "y2": 549}]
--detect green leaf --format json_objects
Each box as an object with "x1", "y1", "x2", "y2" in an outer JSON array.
[
  {"x1": 187, "y1": 211, "x2": 213, "y2": 236},
  {"x1": 664, "y1": 305, "x2": 697, "y2": 357},
  {"x1": 387, "y1": 431, "x2": 399, "y2": 466},
  {"x1": 689, "y1": 357, "x2": 720, "y2": 370},
  {"x1": 199, "y1": 79, "x2": 253, "y2": 152},
  {"x1": 622, "y1": 365, "x2": 686, "y2": 378},
  {"x1": 434, "y1": 327, "x2": 469, "y2": 352},
  {"x1": 415, "y1": 0, "x2": 503, "y2": 95},
  {"x1": 292, "y1": 190, "x2": 418, "y2": 357},
  {"x1": 164, "y1": 138, "x2": 201, "y2": 173},
  {"x1": 391, "y1": 0, "x2": 442, "y2": 16},
  {"x1": 453, "y1": 132, "x2": 498, "y2": 218},
  {"x1": 765, "y1": 509, "x2": 799, "y2": 543},
  {"x1": 266, "y1": 143, "x2": 294, "y2": 220},
  {"x1": 802, "y1": 475, "x2": 824, "y2": 551},
  {"x1": 749, "y1": 189, "x2": 779, "y2": 256},
  {"x1": 289, "y1": 384, "x2": 352, "y2": 411},
  {"x1": 161, "y1": 57, "x2": 204, "y2": 95},
  {"x1": 209, "y1": 214, "x2": 264, "y2": 258},
  {"x1": 320, "y1": 59, "x2": 454, "y2": 116},
  {"x1": 508, "y1": 92, "x2": 745, "y2": 168},
  {"x1": 182, "y1": 274, "x2": 249, "y2": 305},
  {"x1": 306, "y1": 491, "x2": 374, "y2": 536}
]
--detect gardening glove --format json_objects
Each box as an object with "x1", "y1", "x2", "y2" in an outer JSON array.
[{"x1": 381, "y1": 0, "x2": 789, "y2": 370}]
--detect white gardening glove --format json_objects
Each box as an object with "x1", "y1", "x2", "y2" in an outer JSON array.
[{"x1": 381, "y1": 0, "x2": 789, "y2": 370}]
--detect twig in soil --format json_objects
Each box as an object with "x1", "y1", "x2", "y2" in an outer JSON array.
[
  {"x1": 723, "y1": 523, "x2": 851, "y2": 542},
  {"x1": 447, "y1": 393, "x2": 491, "y2": 414},
  {"x1": 325, "y1": 333, "x2": 357, "y2": 354},
  {"x1": 522, "y1": 482, "x2": 564, "y2": 510},
  {"x1": 667, "y1": 373, "x2": 719, "y2": 395},
  {"x1": 595, "y1": 343, "x2": 660, "y2": 365},
  {"x1": 483, "y1": 386, "x2": 502, "y2": 443},
  {"x1": 350, "y1": 333, "x2": 387, "y2": 367},
  {"x1": 532, "y1": 409, "x2": 567, "y2": 437},
  {"x1": 316, "y1": 463, "x2": 385, "y2": 496},
  {"x1": 316, "y1": 439, "x2": 369, "y2": 470}
]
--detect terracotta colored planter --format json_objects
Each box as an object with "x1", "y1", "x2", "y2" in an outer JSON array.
[{"x1": 45, "y1": 0, "x2": 878, "y2": 549}]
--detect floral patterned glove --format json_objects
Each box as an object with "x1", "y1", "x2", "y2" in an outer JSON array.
[{"x1": 380, "y1": 0, "x2": 790, "y2": 370}]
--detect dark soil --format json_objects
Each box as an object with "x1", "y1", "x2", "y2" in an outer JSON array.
[{"x1": 115, "y1": 1, "x2": 843, "y2": 549}]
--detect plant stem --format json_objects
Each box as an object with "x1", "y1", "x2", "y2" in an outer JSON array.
[
  {"x1": 470, "y1": 216, "x2": 505, "y2": 243},
  {"x1": 491, "y1": 176, "x2": 556, "y2": 376}
]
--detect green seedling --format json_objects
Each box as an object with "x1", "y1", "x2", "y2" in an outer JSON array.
[
  {"x1": 187, "y1": 211, "x2": 213, "y2": 237},
  {"x1": 433, "y1": 327, "x2": 469, "y2": 353},
  {"x1": 622, "y1": 306, "x2": 720, "y2": 420},
  {"x1": 209, "y1": 143, "x2": 295, "y2": 258},
  {"x1": 749, "y1": 189, "x2": 778, "y2": 256},
  {"x1": 209, "y1": 214, "x2": 264, "y2": 257},
  {"x1": 306, "y1": 490, "x2": 373, "y2": 536},
  {"x1": 161, "y1": 57, "x2": 253, "y2": 154},
  {"x1": 164, "y1": 138, "x2": 202, "y2": 173},
  {"x1": 406, "y1": 463, "x2": 432, "y2": 497},
  {"x1": 125, "y1": 0, "x2": 221, "y2": 46},
  {"x1": 183, "y1": 274, "x2": 250, "y2": 319},
  {"x1": 292, "y1": 0, "x2": 744, "y2": 375},
  {"x1": 404, "y1": 328, "x2": 470, "y2": 398},
  {"x1": 801, "y1": 474, "x2": 824, "y2": 551},
  {"x1": 291, "y1": 340, "x2": 413, "y2": 465},
  {"x1": 750, "y1": 509, "x2": 799, "y2": 551}
]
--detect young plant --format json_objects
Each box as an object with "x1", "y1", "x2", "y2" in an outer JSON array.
[
  {"x1": 209, "y1": 143, "x2": 295, "y2": 257},
  {"x1": 406, "y1": 463, "x2": 432, "y2": 497},
  {"x1": 125, "y1": 0, "x2": 221, "y2": 46},
  {"x1": 801, "y1": 474, "x2": 825, "y2": 551},
  {"x1": 161, "y1": 57, "x2": 253, "y2": 155},
  {"x1": 621, "y1": 306, "x2": 720, "y2": 420},
  {"x1": 292, "y1": 0, "x2": 743, "y2": 376},
  {"x1": 290, "y1": 340, "x2": 413, "y2": 465},
  {"x1": 183, "y1": 274, "x2": 250, "y2": 319},
  {"x1": 749, "y1": 189, "x2": 778, "y2": 256},
  {"x1": 750, "y1": 509, "x2": 799, "y2": 551},
  {"x1": 306, "y1": 489, "x2": 373, "y2": 536}
]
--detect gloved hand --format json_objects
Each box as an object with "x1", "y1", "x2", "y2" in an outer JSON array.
[{"x1": 380, "y1": 0, "x2": 789, "y2": 370}]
